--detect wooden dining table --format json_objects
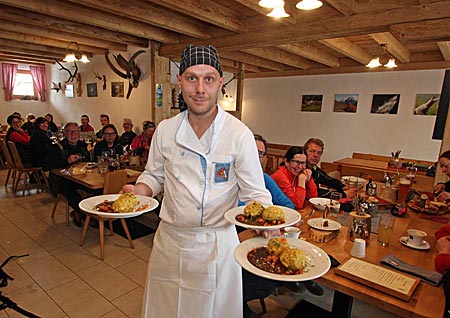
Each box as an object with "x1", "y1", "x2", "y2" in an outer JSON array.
[
  {"x1": 239, "y1": 204, "x2": 445, "y2": 318},
  {"x1": 51, "y1": 167, "x2": 142, "y2": 189}
]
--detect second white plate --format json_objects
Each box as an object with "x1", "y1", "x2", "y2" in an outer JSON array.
[
  {"x1": 224, "y1": 205, "x2": 301, "y2": 230},
  {"x1": 307, "y1": 218, "x2": 341, "y2": 231},
  {"x1": 399, "y1": 236, "x2": 431, "y2": 250}
]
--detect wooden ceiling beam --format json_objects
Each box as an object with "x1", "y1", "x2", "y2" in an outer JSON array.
[
  {"x1": 0, "y1": 46, "x2": 63, "y2": 59},
  {"x1": 0, "y1": 58, "x2": 47, "y2": 65},
  {"x1": 146, "y1": 0, "x2": 250, "y2": 32},
  {"x1": 220, "y1": 51, "x2": 290, "y2": 71},
  {"x1": 319, "y1": 38, "x2": 372, "y2": 65},
  {"x1": 0, "y1": 50, "x2": 59, "y2": 61},
  {"x1": 438, "y1": 41, "x2": 450, "y2": 61},
  {"x1": 244, "y1": 47, "x2": 310, "y2": 69},
  {"x1": 0, "y1": 4, "x2": 148, "y2": 47},
  {"x1": 0, "y1": 39, "x2": 74, "y2": 56},
  {"x1": 0, "y1": 29, "x2": 108, "y2": 55},
  {"x1": 391, "y1": 18, "x2": 450, "y2": 42},
  {"x1": 0, "y1": 19, "x2": 127, "y2": 51},
  {"x1": 369, "y1": 32, "x2": 411, "y2": 63},
  {"x1": 324, "y1": 0, "x2": 356, "y2": 16},
  {"x1": 0, "y1": 54, "x2": 55, "y2": 64},
  {"x1": 0, "y1": 0, "x2": 179, "y2": 44},
  {"x1": 221, "y1": 58, "x2": 262, "y2": 73},
  {"x1": 277, "y1": 43, "x2": 340, "y2": 67},
  {"x1": 68, "y1": 0, "x2": 211, "y2": 39},
  {"x1": 159, "y1": 1, "x2": 450, "y2": 55}
]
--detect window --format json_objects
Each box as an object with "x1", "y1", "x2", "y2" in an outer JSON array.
[{"x1": 12, "y1": 66, "x2": 38, "y2": 100}]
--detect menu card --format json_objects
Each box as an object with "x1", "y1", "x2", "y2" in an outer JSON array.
[{"x1": 335, "y1": 258, "x2": 419, "y2": 301}]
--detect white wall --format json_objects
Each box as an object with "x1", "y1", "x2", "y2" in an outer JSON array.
[
  {"x1": 241, "y1": 70, "x2": 445, "y2": 163},
  {"x1": 0, "y1": 45, "x2": 152, "y2": 135}
]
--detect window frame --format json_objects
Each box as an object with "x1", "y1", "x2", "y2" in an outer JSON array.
[{"x1": 12, "y1": 68, "x2": 39, "y2": 101}]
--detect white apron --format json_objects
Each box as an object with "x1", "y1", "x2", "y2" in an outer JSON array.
[{"x1": 142, "y1": 222, "x2": 242, "y2": 318}]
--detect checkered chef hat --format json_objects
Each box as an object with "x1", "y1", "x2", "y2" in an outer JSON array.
[{"x1": 179, "y1": 45, "x2": 223, "y2": 77}]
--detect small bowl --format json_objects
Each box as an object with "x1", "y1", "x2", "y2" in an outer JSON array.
[{"x1": 309, "y1": 198, "x2": 330, "y2": 212}]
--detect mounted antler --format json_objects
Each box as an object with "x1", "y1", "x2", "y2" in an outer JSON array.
[
  {"x1": 105, "y1": 50, "x2": 145, "y2": 99},
  {"x1": 55, "y1": 59, "x2": 78, "y2": 83}
]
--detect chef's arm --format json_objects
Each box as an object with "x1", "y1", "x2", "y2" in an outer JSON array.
[{"x1": 121, "y1": 183, "x2": 154, "y2": 197}]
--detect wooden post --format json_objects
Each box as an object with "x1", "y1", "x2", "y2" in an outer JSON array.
[{"x1": 228, "y1": 62, "x2": 244, "y2": 119}]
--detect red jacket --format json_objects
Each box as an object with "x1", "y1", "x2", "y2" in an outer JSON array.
[
  {"x1": 271, "y1": 165, "x2": 318, "y2": 210},
  {"x1": 435, "y1": 225, "x2": 450, "y2": 274}
]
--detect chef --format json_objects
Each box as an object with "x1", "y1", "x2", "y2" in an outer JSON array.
[{"x1": 122, "y1": 44, "x2": 272, "y2": 318}]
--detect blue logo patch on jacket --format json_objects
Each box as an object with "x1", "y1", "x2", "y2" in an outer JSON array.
[{"x1": 214, "y1": 163, "x2": 230, "y2": 183}]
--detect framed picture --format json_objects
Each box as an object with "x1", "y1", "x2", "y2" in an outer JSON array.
[
  {"x1": 65, "y1": 84, "x2": 74, "y2": 98},
  {"x1": 371, "y1": 94, "x2": 400, "y2": 114},
  {"x1": 111, "y1": 82, "x2": 124, "y2": 98},
  {"x1": 334, "y1": 94, "x2": 359, "y2": 113},
  {"x1": 414, "y1": 94, "x2": 440, "y2": 115},
  {"x1": 171, "y1": 84, "x2": 180, "y2": 109},
  {"x1": 301, "y1": 94, "x2": 323, "y2": 112},
  {"x1": 86, "y1": 83, "x2": 98, "y2": 97},
  {"x1": 156, "y1": 83, "x2": 163, "y2": 107}
]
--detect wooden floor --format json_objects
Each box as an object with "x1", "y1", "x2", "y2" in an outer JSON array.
[{"x1": 0, "y1": 169, "x2": 398, "y2": 317}]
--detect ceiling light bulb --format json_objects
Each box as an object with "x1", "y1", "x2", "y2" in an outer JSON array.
[
  {"x1": 79, "y1": 54, "x2": 90, "y2": 63},
  {"x1": 63, "y1": 53, "x2": 77, "y2": 63},
  {"x1": 267, "y1": 5, "x2": 290, "y2": 18},
  {"x1": 384, "y1": 58, "x2": 398, "y2": 68},
  {"x1": 296, "y1": 0, "x2": 323, "y2": 10},
  {"x1": 366, "y1": 57, "x2": 382, "y2": 68},
  {"x1": 258, "y1": 0, "x2": 284, "y2": 8}
]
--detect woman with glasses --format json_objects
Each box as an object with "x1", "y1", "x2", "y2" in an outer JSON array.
[
  {"x1": 93, "y1": 124, "x2": 123, "y2": 161},
  {"x1": 130, "y1": 120, "x2": 155, "y2": 163},
  {"x1": 271, "y1": 146, "x2": 318, "y2": 210}
]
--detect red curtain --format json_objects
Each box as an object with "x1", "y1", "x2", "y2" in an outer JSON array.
[
  {"x1": 1, "y1": 63, "x2": 18, "y2": 101},
  {"x1": 30, "y1": 65, "x2": 47, "y2": 102}
]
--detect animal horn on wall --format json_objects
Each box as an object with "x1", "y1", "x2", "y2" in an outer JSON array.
[
  {"x1": 55, "y1": 59, "x2": 78, "y2": 83},
  {"x1": 104, "y1": 50, "x2": 146, "y2": 99}
]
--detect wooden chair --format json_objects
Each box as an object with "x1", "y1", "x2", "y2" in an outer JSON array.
[
  {"x1": 51, "y1": 193, "x2": 70, "y2": 226},
  {"x1": 0, "y1": 138, "x2": 16, "y2": 187},
  {"x1": 80, "y1": 169, "x2": 134, "y2": 260},
  {"x1": 7, "y1": 141, "x2": 49, "y2": 196}
]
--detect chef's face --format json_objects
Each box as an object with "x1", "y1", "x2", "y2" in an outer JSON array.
[
  {"x1": 285, "y1": 154, "x2": 307, "y2": 176},
  {"x1": 256, "y1": 140, "x2": 266, "y2": 166},
  {"x1": 439, "y1": 157, "x2": 450, "y2": 177},
  {"x1": 177, "y1": 64, "x2": 224, "y2": 117},
  {"x1": 305, "y1": 143, "x2": 323, "y2": 166}
]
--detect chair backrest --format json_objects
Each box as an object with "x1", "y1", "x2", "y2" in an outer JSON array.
[
  {"x1": 103, "y1": 170, "x2": 128, "y2": 194},
  {"x1": 0, "y1": 139, "x2": 14, "y2": 169},
  {"x1": 7, "y1": 141, "x2": 25, "y2": 168}
]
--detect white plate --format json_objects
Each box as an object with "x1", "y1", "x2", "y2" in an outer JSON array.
[
  {"x1": 235, "y1": 237, "x2": 331, "y2": 282},
  {"x1": 224, "y1": 205, "x2": 301, "y2": 230},
  {"x1": 307, "y1": 218, "x2": 341, "y2": 231},
  {"x1": 399, "y1": 236, "x2": 431, "y2": 250},
  {"x1": 79, "y1": 194, "x2": 159, "y2": 218}
]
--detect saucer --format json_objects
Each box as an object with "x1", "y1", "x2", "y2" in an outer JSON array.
[{"x1": 399, "y1": 236, "x2": 430, "y2": 250}]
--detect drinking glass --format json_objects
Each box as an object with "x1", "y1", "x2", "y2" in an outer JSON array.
[
  {"x1": 330, "y1": 192, "x2": 342, "y2": 217},
  {"x1": 397, "y1": 176, "x2": 411, "y2": 204},
  {"x1": 377, "y1": 214, "x2": 395, "y2": 246}
]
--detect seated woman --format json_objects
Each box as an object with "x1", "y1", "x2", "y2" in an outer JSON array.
[
  {"x1": 6, "y1": 114, "x2": 30, "y2": 163},
  {"x1": 93, "y1": 124, "x2": 123, "y2": 162},
  {"x1": 271, "y1": 146, "x2": 318, "y2": 210},
  {"x1": 30, "y1": 117, "x2": 52, "y2": 167},
  {"x1": 434, "y1": 150, "x2": 450, "y2": 201},
  {"x1": 130, "y1": 120, "x2": 155, "y2": 164},
  {"x1": 435, "y1": 224, "x2": 450, "y2": 318}
]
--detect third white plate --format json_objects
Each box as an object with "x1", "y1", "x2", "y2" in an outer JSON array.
[{"x1": 307, "y1": 218, "x2": 341, "y2": 231}]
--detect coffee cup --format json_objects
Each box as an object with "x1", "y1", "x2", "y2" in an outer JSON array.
[
  {"x1": 350, "y1": 238, "x2": 366, "y2": 258},
  {"x1": 407, "y1": 229, "x2": 427, "y2": 247},
  {"x1": 284, "y1": 226, "x2": 301, "y2": 239}
]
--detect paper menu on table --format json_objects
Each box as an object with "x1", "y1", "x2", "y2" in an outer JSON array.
[{"x1": 335, "y1": 258, "x2": 419, "y2": 301}]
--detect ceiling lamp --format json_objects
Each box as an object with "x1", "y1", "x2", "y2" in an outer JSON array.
[
  {"x1": 258, "y1": 0, "x2": 284, "y2": 8},
  {"x1": 267, "y1": 3, "x2": 290, "y2": 18},
  {"x1": 63, "y1": 41, "x2": 90, "y2": 63},
  {"x1": 296, "y1": 0, "x2": 323, "y2": 10},
  {"x1": 365, "y1": 44, "x2": 397, "y2": 69}
]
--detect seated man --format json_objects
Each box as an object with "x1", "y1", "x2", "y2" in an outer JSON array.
[
  {"x1": 43, "y1": 122, "x2": 100, "y2": 227},
  {"x1": 435, "y1": 225, "x2": 450, "y2": 318},
  {"x1": 304, "y1": 138, "x2": 357, "y2": 198},
  {"x1": 119, "y1": 118, "x2": 137, "y2": 149}
]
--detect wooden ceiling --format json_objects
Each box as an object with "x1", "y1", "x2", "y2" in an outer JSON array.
[{"x1": 1, "y1": 0, "x2": 450, "y2": 78}]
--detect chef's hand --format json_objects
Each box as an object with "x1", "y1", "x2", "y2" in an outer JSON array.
[
  {"x1": 436, "y1": 191, "x2": 450, "y2": 202},
  {"x1": 254, "y1": 229, "x2": 281, "y2": 238},
  {"x1": 120, "y1": 183, "x2": 153, "y2": 196},
  {"x1": 436, "y1": 236, "x2": 450, "y2": 254},
  {"x1": 434, "y1": 183, "x2": 446, "y2": 195}
]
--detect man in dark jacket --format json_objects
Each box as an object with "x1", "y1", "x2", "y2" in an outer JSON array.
[
  {"x1": 304, "y1": 138, "x2": 357, "y2": 198},
  {"x1": 44, "y1": 122, "x2": 99, "y2": 226}
]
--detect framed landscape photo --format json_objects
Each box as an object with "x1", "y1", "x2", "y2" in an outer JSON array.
[
  {"x1": 414, "y1": 94, "x2": 440, "y2": 115},
  {"x1": 65, "y1": 84, "x2": 74, "y2": 98},
  {"x1": 334, "y1": 94, "x2": 359, "y2": 113},
  {"x1": 371, "y1": 94, "x2": 400, "y2": 114},
  {"x1": 87, "y1": 83, "x2": 98, "y2": 97},
  {"x1": 301, "y1": 94, "x2": 323, "y2": 112}
]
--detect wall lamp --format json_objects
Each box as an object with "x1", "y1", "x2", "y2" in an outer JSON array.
[{"x1": 366, "y1": 44, "x2": 398, "y2": 69}]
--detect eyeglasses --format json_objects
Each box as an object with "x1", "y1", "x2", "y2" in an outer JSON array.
[
  {"x1": 258, "y1": 150, "x2": 266, "y2": 158},
  {"x1": 290, "y1": 160, "x2": 306, "y2": 166},
  {"x1": 65, "y1": 130, "x2": 80, "y2": 134},
  {"x1": 104, "y1": 132, "x2": 116, "y2": 136}
]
